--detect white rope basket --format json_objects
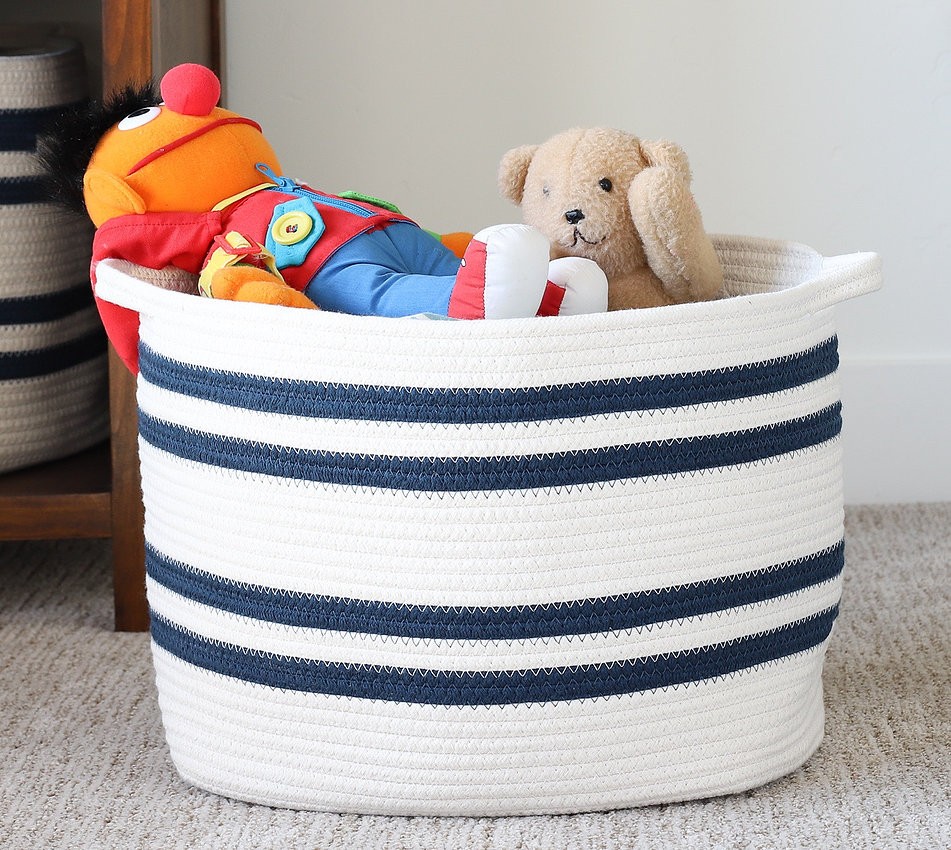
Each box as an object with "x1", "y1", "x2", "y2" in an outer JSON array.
[
  {"x1": 0, "y1": 35, "x2": 108, "y2": 473},
  {"x1": 95, "y1": 235, "x2": 881, "y2": 816}
]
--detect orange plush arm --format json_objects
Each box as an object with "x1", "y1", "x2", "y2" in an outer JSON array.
[
  {"x1": 209, "y1": 266, "x2": 316, "y2": 309},
  {"x1": 439, "y1": 231, "x2": 474, "y2": 259}
]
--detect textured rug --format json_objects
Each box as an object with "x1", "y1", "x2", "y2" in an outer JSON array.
[{"x1": 1, "y1": 505, "x2": 948, "y2": 849}]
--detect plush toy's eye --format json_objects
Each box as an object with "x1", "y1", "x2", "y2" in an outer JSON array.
[
  {"x1": 118, "y1": 106, "x2": 161, "y2": 131},
  {"x1": 542, "y1": 185, "x2": 550, "y2": 197},
  {"x1": 599, "y1": 177, "x2": 613, "y2": 192}
]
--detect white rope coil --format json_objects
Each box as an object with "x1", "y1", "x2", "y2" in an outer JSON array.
[
  {"x1": 0, "y1": 34, "x2": 106, "y2": 472},
  {"x1": 0, "y1": 35, "x2": 87, "y2": 110},
  {"x1": 95, "y1": 237, "x2": 882, "y2": 815}
]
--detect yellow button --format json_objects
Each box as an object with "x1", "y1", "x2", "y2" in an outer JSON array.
[{"x1": 271, "y1": 211, "x2": 313, "y2": 246}]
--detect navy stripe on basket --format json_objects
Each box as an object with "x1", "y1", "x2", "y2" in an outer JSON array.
[
  {"x1": 0, "y1": 175, "x2": 46, "y2": 205},
  {"x1": 0, "y1": 328, "x2": 107, "y2": 381},
  {"x1": 138, "y1": 402, "x2": 842, "y2": 492},
  {"x1": 138, "y1": 337, "x2": 839, "y2": 424},
  {"x1": 150, "y1": 605, "x2": 839, "y2": 705},
  {"x1": 146, "y1": 541, "x2": 844, "y2": 641},
  {"x1": 0, "y1": 283, "x2": 94, "y2": 326},
  {"x1": 0, "y1": 103, "x2": 83, "y2": 151}
]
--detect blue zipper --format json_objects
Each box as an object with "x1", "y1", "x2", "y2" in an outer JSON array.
[{"x1": 256, "y1": 163, "x2": 373, "y2": 218}]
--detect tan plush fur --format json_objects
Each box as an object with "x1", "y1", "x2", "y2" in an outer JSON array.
[{"x1": 499, "y1": 128, "x2": 723, "y2": 310}]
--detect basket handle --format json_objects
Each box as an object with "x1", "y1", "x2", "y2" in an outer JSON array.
[
  {"x1": 812, "y1": 251, "x2": 883, "y2": 311},
  {"x1": 93, "y1": 259, "x2": 205, "y2": 373},
  {"x1": 94, "y1": 259, "x2": 200, "y2": 317}
]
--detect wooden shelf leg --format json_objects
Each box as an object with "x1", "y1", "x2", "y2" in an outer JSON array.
[
  {"x1": 102, "y1": 0, "x2": 151, "y2": 632},
  {"x1": 109, "y1": 348, "x2": 148, "y2": 631}
]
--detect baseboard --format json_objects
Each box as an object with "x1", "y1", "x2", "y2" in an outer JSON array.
[{"x1": 838, "y1": 357, "x2": 951, "y2": 504}]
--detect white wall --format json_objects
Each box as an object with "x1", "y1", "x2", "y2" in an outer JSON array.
[{"x1": 223, "y1": 0, "x2": 951, "y2": 503}]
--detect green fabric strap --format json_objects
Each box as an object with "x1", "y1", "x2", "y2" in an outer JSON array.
[{"x1": 337, "y1": 190, "x2": 403, "y2": 215}]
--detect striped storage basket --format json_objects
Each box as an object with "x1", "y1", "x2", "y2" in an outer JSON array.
[
  {"x1": 94, "y1": 235, "x2": 881, "y2": 816},
  {"x1": 0, "y1": 35, "x2": 108, "y2": 473}
]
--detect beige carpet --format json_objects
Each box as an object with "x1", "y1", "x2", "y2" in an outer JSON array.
[{"x1": 1, "y1": 505, "x2": 948, "y2": 849}]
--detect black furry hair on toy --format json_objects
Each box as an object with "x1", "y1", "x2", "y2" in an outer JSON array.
[{"x1": 36, "y1": 80, "x2": 158, "y2": 216}]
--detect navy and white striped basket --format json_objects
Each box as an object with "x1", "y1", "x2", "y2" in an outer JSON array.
[
  {"x1": 0, "y1": 36, "x2": 108, "y2": 473},
  {"x1": 95, "y1": 235, "x2": 881, "y2": 816}
]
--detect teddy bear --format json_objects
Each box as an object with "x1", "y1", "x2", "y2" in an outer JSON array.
[
  {"x1": 38, "y1": 64, "x2": 608, "y2": 373},
  {"x1": 498, "y1": 127, "x2": 723, "y2": 311}
]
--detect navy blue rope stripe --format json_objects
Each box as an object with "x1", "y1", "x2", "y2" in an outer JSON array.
[
  {"x1": 138, "y1": 337, "x2": 839, "y2": 425},
  {"x1": 146, "y1": 541, "x2": 844, "y2": 640},
  {"x1": 0, "y1": 102, "x2": 85, "y2": 151},
  {"x1": 0, "y1": 328, "x2": 107, "y2": 380},
  {"x1": 0, "y1": 176, "x2": 47, "y2": 205},
  {"x1": 138, "y1": 403, "x2": 841, "y2": 492},
  {"x1": 150, "y1": 606, "x2": 839, "y2": 705},
  {"x1": 0, "y1": 283, "x2": 94, "y2": 326}
]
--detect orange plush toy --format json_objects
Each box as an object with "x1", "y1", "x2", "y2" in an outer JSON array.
[
  {"x1": 80, "y1": 64, "x2": 315, "y2": 312},
  {"x1": 39, "y1": 64, "x2": 609, "y2": 373}
]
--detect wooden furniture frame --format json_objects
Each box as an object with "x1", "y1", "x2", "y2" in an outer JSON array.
[{"x1": 0, "y1": 0, "x2": 218, "y2": 631}]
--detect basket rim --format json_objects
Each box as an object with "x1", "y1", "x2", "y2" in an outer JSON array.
[{"x1": 93, "y1": 234, "x2": 882, "y2": 341}]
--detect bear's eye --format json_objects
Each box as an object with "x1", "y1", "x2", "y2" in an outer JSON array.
[
  {"x1": 598, "y1": 177, "x2": 613, "y2": 192},
  {"x1": 542, "y1": 185, "x2": 550, "y2": 197}
]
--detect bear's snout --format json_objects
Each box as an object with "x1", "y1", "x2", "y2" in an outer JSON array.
[{"x1": 564, "y1": 208, "x2": 585, "y2": 225}]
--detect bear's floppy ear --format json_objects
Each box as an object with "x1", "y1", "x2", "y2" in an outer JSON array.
[
  {"x1": 498, "y1": 144, "x2": 539, "y2": 206},
  {"x1": 638, "y1": 140, "x2": 692, "y2": 186}
]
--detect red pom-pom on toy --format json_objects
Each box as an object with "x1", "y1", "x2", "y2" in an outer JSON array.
[{"x1": 160, "y1": 64, "x2": 220, "y2": 116}]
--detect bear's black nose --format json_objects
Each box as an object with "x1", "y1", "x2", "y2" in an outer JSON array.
[{"x1": 564, "y1": 209, "x2": 585, "y2": 225}]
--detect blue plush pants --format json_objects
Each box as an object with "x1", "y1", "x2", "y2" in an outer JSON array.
[{"x1": 304, "y1": 222, "x2": 463, "y2": 317}]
